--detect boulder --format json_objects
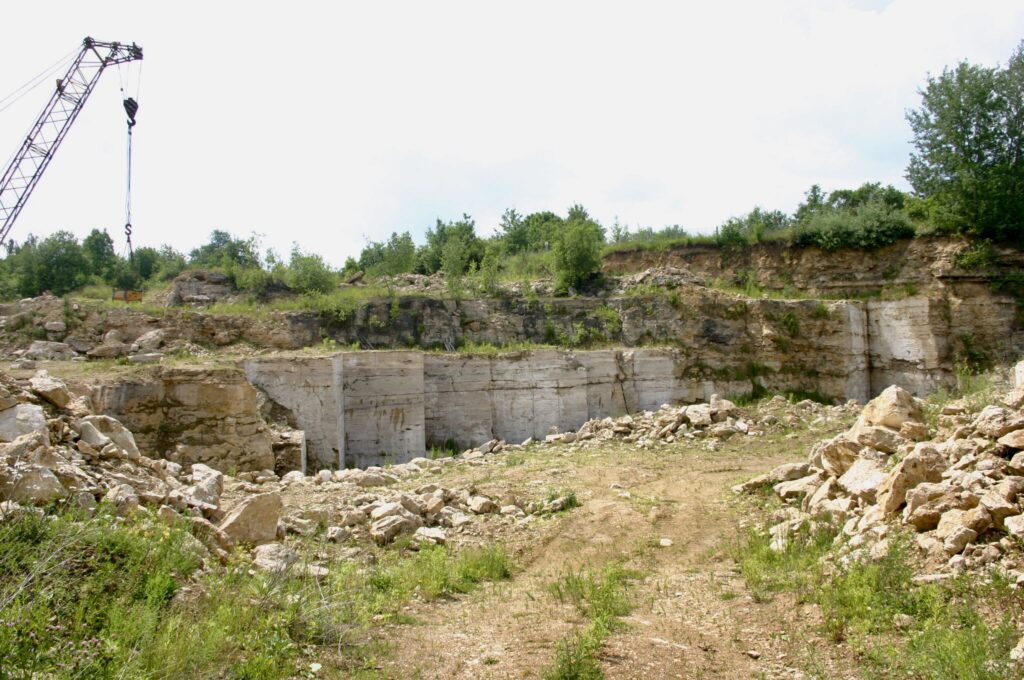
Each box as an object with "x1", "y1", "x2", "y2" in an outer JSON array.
[
  {"x1": 252, "y1": 543, "x2": 298, "y2": 573},
  {"x1": 29, "y1": 372, "x2": 71, "y2": 408},
  {"x1": 813, "y1": 437, "x2": 861, "y2": 477},
  {"x1": 1015, "y1": 359, "x2": 1024, "y2": 389},
  {"x1": 877, "y1": 443, "x2": 947, "y2": 514},
  {"x1": 8, "y1": 466, "x2": 65, "y2": 505},
  {"x1": 219, "y1": 492, "x2": 282, "y2": 544},
  {"x1": 76, "y1": 416, "x2": 140, "y2": 459},
  {"x1": 837, "y1": 458, "x2": 888, "y2": 502},
  {"x1": 1004, "y1": 514, "x2": 1024, "y2": 538},
  {"x1": 370, "y1": 514, "x2": 419, "y2": 545},
  {"x1": 25, "y1": 341, "x2": 76, "y2": 361},
  {"x1": 972, "y1": 406, "x2": 1024, "y2": 439},
  {"x1": 859, "y1": 385, "x2": 923, "y2": 430},
  {"x1": 0, "y1": 404, "x2": 47, "y2": 443}
]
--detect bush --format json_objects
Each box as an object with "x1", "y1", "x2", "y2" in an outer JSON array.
[
  {"x1": 286, "y1": 248, "x2": 335, "y2": 295},
  {"x1": 553, "y1": 217, "x2": 604, "y2": 292},
  {"x1": 792, "y1": 201, "x2": 914, "y2": 251}
]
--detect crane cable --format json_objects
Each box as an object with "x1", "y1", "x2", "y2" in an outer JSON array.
[{"x1": 120, "y1": 60, "x2": 140, "y2": 261}]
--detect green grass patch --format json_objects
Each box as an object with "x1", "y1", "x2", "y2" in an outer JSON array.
[
  {"x1": 734, "y1": 521, "x2": 1023, "y2": 678},
  {"x1": 543, "y1": 564, "x2": 640, "y2": 680},
  {"x1": 0, "y1": 507, "x2": 512, "y2": 679}
]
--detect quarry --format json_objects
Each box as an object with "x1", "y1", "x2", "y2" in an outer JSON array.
[{"x1": 2, "y1": 234, "x2": 1024, "y2": 678}]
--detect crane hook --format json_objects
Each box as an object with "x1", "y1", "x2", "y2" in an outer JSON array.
[{"x1": 123, "y1": 96, "x2": 138, "y2": 127}]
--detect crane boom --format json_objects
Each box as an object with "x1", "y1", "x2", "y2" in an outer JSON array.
[{"x1": 0, "y1": 37, "x2": 142, "y2": 248}]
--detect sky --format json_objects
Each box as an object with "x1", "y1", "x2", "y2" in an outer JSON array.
[{"x1": 0, "y1": 1, "x2": 1022, "y2": 267}]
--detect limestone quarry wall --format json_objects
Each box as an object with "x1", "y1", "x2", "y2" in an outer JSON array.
[
  {"x1": 245, "y1": 340, "x2": 866, "y2": 470},
  {"x1": 240, "y1": 294, "x2": 1021, "y2": 470},
  {"x1": 92, "y1": 367, "x2": 274, "y2": 472}
]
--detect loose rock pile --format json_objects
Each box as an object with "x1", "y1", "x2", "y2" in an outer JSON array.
[
  {"x1": 0, "y1": 368, "x2": 576, "y2": 578},
  {"x1": 737, "y1": 363, "x2": 1024, "y2": 583}
]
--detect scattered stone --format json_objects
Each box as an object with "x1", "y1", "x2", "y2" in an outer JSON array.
[
  {"x1": 252, "y1": 543, "x2": 297, "y2": 573},
  {"x1": 219, "y1": 492, "x2": 283, "y2": 544}
]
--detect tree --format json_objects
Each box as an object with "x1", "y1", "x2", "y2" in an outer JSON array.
[
  {"x1": 418, "y1": 215, "x2": 482, "y2": 274},
  {"x1": 553, "y1": 209, "x2": 604, "y2": 292},
  {"x1": 82, "y1": 228, "x2": 117, "y2": 280},
  {"x1": 287, "y1": 246, "x2": 335, "y2": 294},
  {"x1": 906, "y1": 42, "x2": 1024, "y2": 243},
  {"x1": 441, "y1": 236, "x2": 468, "y2": 298},
  {"x1": 188, "y1": 230, "x2": 262, "y2": 270},
  {"x1": 15, "y1": 231, "x2": 87, "y2": 296}
]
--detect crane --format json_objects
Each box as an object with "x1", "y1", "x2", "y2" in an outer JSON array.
[{"x1": 0, "y1": 37, "x2": 143, "y2": 249}]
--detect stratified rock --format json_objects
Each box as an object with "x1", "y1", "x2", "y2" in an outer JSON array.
[{"x1": 219, "y1": 492, "x2": 282, "y2": 544}]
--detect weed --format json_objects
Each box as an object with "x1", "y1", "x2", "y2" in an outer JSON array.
[{"x1": 543, "y1": 564, "x2": 639, "y2": 679}]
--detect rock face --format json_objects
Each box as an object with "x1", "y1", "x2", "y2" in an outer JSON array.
[
  {"x1": 93, "y1": 367, "x2": 274, "y2": 472},
  {"x1": 168, "y1": 270, "x2": 234, "y2": 305},
  {"x1": 248, "y1": 348, "x2": 841, "y2": 468}
]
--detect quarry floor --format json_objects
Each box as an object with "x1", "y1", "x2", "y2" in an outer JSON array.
[{"x1": 336, "y1": 422, "x2": 860, "y2": 679}]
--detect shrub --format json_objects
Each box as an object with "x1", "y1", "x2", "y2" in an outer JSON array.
[
  {"x1": 554, "y1": 217, "x2": 604, "y2": 291},
  {"x1": 286, "y1": 248, "x2": 335, "y2": 295}
]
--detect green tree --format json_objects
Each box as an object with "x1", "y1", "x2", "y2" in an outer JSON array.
[
  {"x1": 418, "y1": 215, "x2": 482, "y2": 274},
  {"x1": 441, "y1": 236, "x2": 468, "y2": 298},
  {"x1": 82, "y1": 228, "x2": 118, "y2": 280},
  {"x1": 553, "y1": 209, "x2": 604, "y2": 292},
  {"x1": 906, "y1": 41, "x2": 1024, "y2": 243},
  {"x1": 287, "y1": 246, "x2": 335, "y2": 294},
  {"x1": 188, "y1": 230, "x2": 262, "y2": 270},
  {"x1": 15, "y1": 231, "x2": 88, "y2": 296}
]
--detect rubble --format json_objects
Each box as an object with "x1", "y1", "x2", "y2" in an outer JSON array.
[{"x1": 736, "y1": 362, "x2": 1024, "y2": 579}]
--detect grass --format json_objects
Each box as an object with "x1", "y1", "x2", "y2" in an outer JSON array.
[
  {"x1": 922, "y1": 363, "x2": 999, "y2": 428},
  {"x1": 543, "y1": 564, "x2": 640, "y2": 680},
  {"x1": 0, "y1": 506, "x2": 512, "y2": 679},
  {"x1": 733, "y1": 519, "x2": 1024, "y2": 679},
  {"x1": 733, "y1": 520, "x2": 837, "y2": 603}
]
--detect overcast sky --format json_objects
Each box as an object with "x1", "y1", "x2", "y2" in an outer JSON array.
[{"x1": 1, "y1": 1, "x2": 1022, "y2": 266}]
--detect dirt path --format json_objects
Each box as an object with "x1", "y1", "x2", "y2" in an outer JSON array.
[{"x1": 377, "y1": 430, "x2": 860, "y2": 679}]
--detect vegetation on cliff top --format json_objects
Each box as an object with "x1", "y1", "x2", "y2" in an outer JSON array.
[{"x1": 0, "y1": 43, "x2": 1021, "y2": 303}]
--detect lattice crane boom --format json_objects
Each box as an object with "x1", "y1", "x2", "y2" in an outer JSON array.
[{"x1": 0, "y1": 37, "x2": 142, "y2": 248}]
